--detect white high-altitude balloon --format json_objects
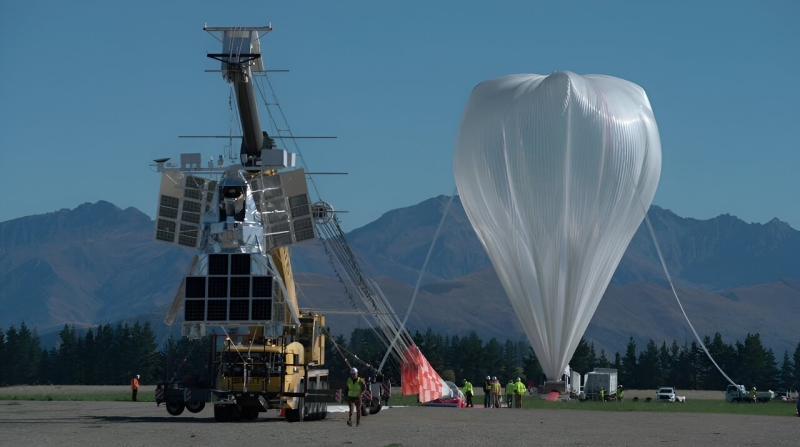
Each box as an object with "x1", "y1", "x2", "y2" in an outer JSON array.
[{"x1": 454, "y1": 72, "x2": 661, "y2": 380}]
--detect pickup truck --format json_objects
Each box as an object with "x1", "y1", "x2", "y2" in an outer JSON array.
[
  {"x1": 656, "y1": 387, "x2": 677, "y2": 402},
  {"x1": 724, "y1": 384, "x2": 774, "y2": 403}
]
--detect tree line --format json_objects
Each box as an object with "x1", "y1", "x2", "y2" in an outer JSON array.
[
  {"x1": 2, "y1": 321, "x2": 798, "y2": 392},
  {"x1": 328, "y1": 328, "x2": 799, "y2": 392}
]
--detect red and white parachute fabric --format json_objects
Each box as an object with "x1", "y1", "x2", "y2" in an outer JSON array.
[{"x1": 400, "y1": 345, "x2": 445, "y2": 403}]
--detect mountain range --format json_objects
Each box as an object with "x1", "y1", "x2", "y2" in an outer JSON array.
[{"x1": 1, "y1": 198, "x2": 798, "y2": 355}]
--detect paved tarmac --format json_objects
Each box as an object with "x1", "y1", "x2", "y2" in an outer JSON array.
[{"x1": 0, "y1": 400, "x2": 796, "y2": 446}]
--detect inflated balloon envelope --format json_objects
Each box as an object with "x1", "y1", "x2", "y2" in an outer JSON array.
[{"x1": 453, "y1": 71, "x2": 662, "y2": 381}]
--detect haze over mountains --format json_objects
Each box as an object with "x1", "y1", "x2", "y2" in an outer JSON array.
[{"x1": 1, "y1": 197, "x2": 798, "y2": 355}]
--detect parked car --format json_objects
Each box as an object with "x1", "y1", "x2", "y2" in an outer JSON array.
[{"x1": 656, "y1": 387, "x2": 677, "y2": 402}]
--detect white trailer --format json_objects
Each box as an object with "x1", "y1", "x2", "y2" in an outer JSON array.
[{"x1": 582, "y1": 368, "x2": 618, "y2": 400}]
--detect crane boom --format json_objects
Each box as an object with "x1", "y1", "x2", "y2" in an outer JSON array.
[{"x1": 206, "y1": 26, "x2": 275, "y2": 166}]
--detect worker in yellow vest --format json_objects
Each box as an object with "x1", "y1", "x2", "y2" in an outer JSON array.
[
  {"x1": 506, "y1": 379, "x2": 515, "y2": 408},
  {"x1": 346, "y1": 367, "x2": 366, "y2": 427},
  {"x1": 461, "y1": 379, "x2": 474, "y2": 407},
  {"x1": 491, "y1": 377, "x2": 501, "y2": 408},
  {"x1": 514, "y1": 377, "x2": 525, "y2": 408}
]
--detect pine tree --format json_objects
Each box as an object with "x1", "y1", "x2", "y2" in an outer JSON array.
[
  {"x1": 736, "y1": 333, "x2": 768, "y2": 388},
  {"x1": 762, "y1": 348, "x2": 781, "y2": 390},
  {"x1": 483, "y1": 338, "x2": 502, "y2": 378},
  {"x1": 637, "y1": 340, "x2": 660, "y2": 389},
  {"x1": 0, "y1": 327, "x2": 7, "y2": 385},
  {"x1": 620, "y1": 337, "x2": 637, "y2": 388},
  {"x1": 793, "y1": 343, "x2": 800, "y2": 391},
  {"x1": 4, "y1": 326, "x2": 19, "y2": 384},
  {"x1": 500, "y1": 339, "x2": 518, "y2": 382},
  {"x1": 569, "y1": 338, "x2": 595, "y2": 375},
  {"x1": 778, "y1": 351, "x2": 794, "y2": 391},
  {"x1": 16, "y1": 323, "x2": 41, "y2": 384},
  {"x1": 596, "y1": 349, "x2": 611, "y2": 368},
  {"x1": 521, "y1": 347, "x2": 542, "y2": 385},
  {"x1": 55, "y1": 325, "x2": 79, "y2": 384}
]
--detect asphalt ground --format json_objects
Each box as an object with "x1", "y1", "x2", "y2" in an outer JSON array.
[{"x1": 0, "y1": 399, "x2": 795, "y2": 447}]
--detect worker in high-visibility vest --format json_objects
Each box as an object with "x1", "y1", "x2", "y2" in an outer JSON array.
[
  {"x1": 491, "y1": 377, "x2": 501, "y2": 408},
  {"x1": 617, "y1": 385, "x2": 625, "y2": 402},
  {"x1": 130, "y1": 375, "x2": 139, "y2": 402},
  {"x1": 506, "y1": 379, "x2": 515, "y2": 408},
  {"x1": 483, "y1": 376, "x2": 492, "y2": 408},
  {"x1": 599, "y1": 387, "x2": 605, "y2": 402},
  {"x1": 346, "y1": 367, "x2": 366, "y2": 427},
  {"x1": 514, "y1": 377, "x2": 525, "y2": 408},
  {"x1": 461, "y1": 379, "x2": 474, "y2": 407}
]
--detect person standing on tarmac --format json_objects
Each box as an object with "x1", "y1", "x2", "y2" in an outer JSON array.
[
  {"x1": 491, "y1": 377, "x2": 501, "y2": 408},
  {"x1": 461, "y1": 379, "x2": 474, "y2": 407},
  {"x1": 346, "y1": 367, "x2": 366, "y2": 426},
  {"x1": 483, "y1": 376, "x2": 492, "y2": 408},
  {"x1": 514, "y1": 377, "x2": 525, "y2": 408},
  {"x1": 506, "y1": 379, "x2": 515, "y2": 408},
  {"x1": 130, "y1": 375, "x2": 140, "y2": 402}
]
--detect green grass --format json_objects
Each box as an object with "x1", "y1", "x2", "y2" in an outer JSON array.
[
  {"x1": 390, "y1": 394, "x2": 796, "y2": 417},
  {"x1": 519, "y1": 398, "x2": 795, "y2": 417},
  {"x1": 2, "y1": 390, "x2": 795, "y2": 418}
]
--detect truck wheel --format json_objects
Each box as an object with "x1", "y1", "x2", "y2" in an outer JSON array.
[
  {"x1": 368, "y1": 397, "x2": 382, "y2": 415},
  {"x1": 320, "y1": 380, "x2": 328, "y2": 420},
  {"x1": 286, "y1": 398, "x2": 305, "y2": 423},
  {"x1": 166, "y1": 401, "x2": 185, "y2": 416},
  {"x1": 186, "y1": 401, "x2": 205, "y2": 413},
  {"x1": 213, "y1": 404, "x2": 240, "y2": 422},
  {"x1": 240, "y1": 409, "x2": 258, "y2": 420},
  {"x1": 361, "y1": 402, "x2": 368, "y2": 417}
]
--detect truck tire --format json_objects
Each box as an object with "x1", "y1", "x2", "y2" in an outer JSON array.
[
  {"x1": 166, "y1": 400, "x2": 185, "y2": 416},
  {"x1": 240, "y1": 408, "x2": 259, "y2": 420},
  {"x1": 286, "y1": 398, "x2": 305, "y2": 423},
  {"x1": 368, "y1": 397, "x2": 382, "y2": 415},
  {"x1": 320, "y1": 381, "x2": 328, "y2": 420},
  {"x1": 213, "y1": 404, "x2": 240, "y2": 422},
  {"x1": 307, "y1": 381, "x2": 319, "y2": 421},
  {"x1": 186, "y1": 401, "x2": 205, "y2": 413}
]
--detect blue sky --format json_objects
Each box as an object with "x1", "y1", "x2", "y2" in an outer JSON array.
[{"x1": 1, "y1": 0, "x2": 798, "y2": 232}]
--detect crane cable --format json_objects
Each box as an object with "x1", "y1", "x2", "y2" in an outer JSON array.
[
  {"x1": 254, "y1": 71, "x2": 413, "y2": 366},
  {"x1": 378, "y1": 191, "x2": 457, "y2": 372},
  {"x1": 639, "y1": 205, "x2": 738, "y2": 387}
]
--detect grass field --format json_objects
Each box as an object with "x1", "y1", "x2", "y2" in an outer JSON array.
[{"x1": 1, "y1": 386, "x2": 795, "y2": 417}]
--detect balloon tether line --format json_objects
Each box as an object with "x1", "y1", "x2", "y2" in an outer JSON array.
[
  {"x1": 637, "y1": 197, "x2": 738, "y2": 387},
  {"x1": 378, "y1": 190, "x2": 458, "y2": 372}
]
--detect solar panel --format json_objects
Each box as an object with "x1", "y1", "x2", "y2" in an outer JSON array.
[
  {"x1": 185, "y1": 300, "x2": 205, "y2": 321},
  {"x1": 251, "y1": 299, "x2": 273, "y2": 320},
  {"x1": 208, "y1": 277, "x2": 228, "y2": 298},
  {"x1": 229, "y1": 300, "x2": 250, "y2": 320},
  {"x1": 229, "y1": 276, "x2": 250, "y2": 297},
  {"x1": 230, "y1": 254, "x2": 251, "y2": 275},
  {"x1": 207, "y1": 300, "x2": 228, "y2": 320}
]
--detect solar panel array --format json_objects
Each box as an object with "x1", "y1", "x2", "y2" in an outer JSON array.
[
  {"x1": 155, "y1": 172, "x2": 217, "y2": 248},
  {"x1": 250, "y1": 168, "x2": 317, "y2": 249},
  {"x1": 184, "y1": 253, "x2": 275, "y2": 323}
]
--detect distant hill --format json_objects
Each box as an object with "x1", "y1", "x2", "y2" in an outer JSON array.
[
  {"x1": 0, "y1": 201, "x2": 192, "y2": 334},
  {"x1": 1, "y1": 198, "x2": 798, "y2": 355}
]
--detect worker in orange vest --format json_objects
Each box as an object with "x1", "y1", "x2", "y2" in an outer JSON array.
[{"x1": 131, "y1": 375, "x2": 140, "y2": 402}]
